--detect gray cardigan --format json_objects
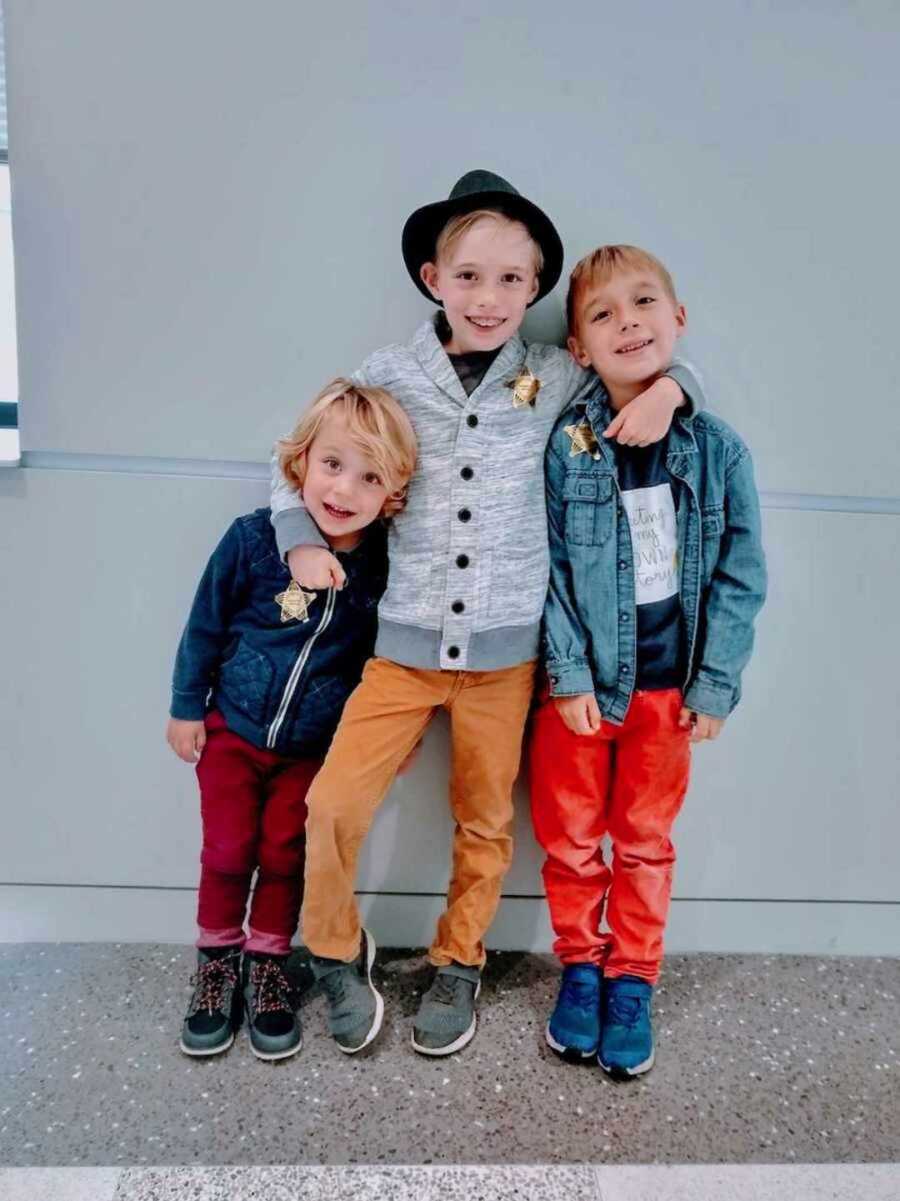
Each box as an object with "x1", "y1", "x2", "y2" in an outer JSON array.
[{"x1": 272, "y1": 320, "x2": 701, "y2": 673}]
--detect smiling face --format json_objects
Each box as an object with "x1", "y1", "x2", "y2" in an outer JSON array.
[
  {"x1": 300, "y1": 412, "x2": 391, "y2": 551},
  {"x1": 568, "y1": 267, "x2": 687, "y2": 409},
  {"x1": 419, "y1": 215, "x2": 540, "y2": 354}
]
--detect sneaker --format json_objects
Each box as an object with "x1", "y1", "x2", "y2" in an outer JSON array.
[
  {"x1": 310, "y1": 928, "x2": 384, "y2": 1053},
  {"x1": 179, "y1": 946, "x2": 243, "y2": 1057},
  {"x1": 411, "y1": 963, "x2": 481, "y2": 1057},
  {"x1": 545, "y1": 963, "x2": 602, "y2": 1060},
  {"x1": 598, "y1": 975, "x2": 655, "y2": 1079},
  {"x1": 242, "y1": 952, "x2": 302, "y2": 1061}
]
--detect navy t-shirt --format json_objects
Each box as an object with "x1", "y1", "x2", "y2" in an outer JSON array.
[{"x1": 614, "y1": 437, "x2": 686, "y2": 689}]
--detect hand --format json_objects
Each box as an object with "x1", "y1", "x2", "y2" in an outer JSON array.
[
  {"x1": 287, "y1": 545, "x2": 346, "y2": 591},
  {"x1": 397, "y1": 738, "x2": 423, "y2": 775},
  {"x1": 166, "y1": 717, "x2": 207, "y2": 763},
  {"x1": 678, "y1": 707, "x2": 725, "y2": 743},
  {"x1": 603, "y1": 375, "x2": 683, "y2": 447},
  {"x1": 554, "y1": 692, "x2": 603, "y2": 736}
]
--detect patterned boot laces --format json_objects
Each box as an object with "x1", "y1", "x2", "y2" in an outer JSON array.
[
  {"x1": 249, "y1": 958, "x2": 293, "y2": 1018},
  {"x1": 190, "y1": 954, "x2": 238, "y2": 1016}
]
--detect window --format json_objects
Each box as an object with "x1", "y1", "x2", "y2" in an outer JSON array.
[{"x1": 0, "y1": 1, "x2": 19, "y2": 466}]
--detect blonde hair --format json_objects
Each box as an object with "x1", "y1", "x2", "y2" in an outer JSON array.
[
  {"x1": 567, "y1": 244, "x2": 678, "y2": 334},
  {"x1": 278, "y1": 379, "x2": 417, "y2": 520},
  {"x1": 435, "y1": 208, "x2": 545, "y2": 277}
]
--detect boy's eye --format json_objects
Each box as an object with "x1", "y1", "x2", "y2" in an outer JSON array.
[
  {"x1": 363, "y1": 472, "x2": 382, "y2": 486},
  {"x1": 591, "y1": 310, "x2": 611, "y2": 322},
  {"x1": 323, "y1": 457, "x2": 341, "y2": 470},
  {"x1": 456, "y1": 271, "x2": 477, "y2": 281},
  {"x1": 636, "y1": 295, "x2": 656, "y2": 306},
  {"x1": 501, "y1": 273, "x2": 523, "y2": 285}
]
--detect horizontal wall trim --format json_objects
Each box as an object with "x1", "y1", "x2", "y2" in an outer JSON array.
[
  {"x1": 3, "y1": 887, "x2": 897, "y2": 953},
  {"x1": 2, "y1": 881, "x2": 898, "y2": 905},
  {"x1": 15, "y1": 451, "x2": 900, "y2": 514}
]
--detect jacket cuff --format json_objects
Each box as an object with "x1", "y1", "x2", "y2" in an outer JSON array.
[
  {"x1": 664, "y1": 363, "x2": 697, "y2": 420},
  {"x1": 273, "y1": 507, "x2": 327, "y2": 559},
  {"x1": 683, "y1": 677, "x2": 734, "y2": 720},
  {"x1": 547, "y1": 659, "x2": 595, "y2": 697},
  {"x1": 170, "y1": 689, "x2": 209, "y2": 721}
]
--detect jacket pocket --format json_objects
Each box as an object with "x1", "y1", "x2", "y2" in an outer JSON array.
[
  {"x1": 379, "y1": 550, "x2": 434, "y2": 623},
  {"x1": 486, "y1": 544, "x2": 550, "y2": 625},
  {"x1": 700, "y1": 506, "x2": 725, "y2": 585},
  {"x1": 563, "y1": 474, "x2": 614, "y2": 547},
  {"x1": 218, "y1": 642, "x2": 275, "y2": 722}
]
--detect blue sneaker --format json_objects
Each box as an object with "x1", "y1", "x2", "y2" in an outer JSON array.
[
  {"x1": 598, "y1": 975, "x2": 655, "y2": 1079},
  {"x1": 546, "y1": 964, "x2": 602, "y2": 1059}
]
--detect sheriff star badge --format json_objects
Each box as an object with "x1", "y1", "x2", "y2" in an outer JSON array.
[
  {"x1": 275, "y1": 579, "x2": 317, "y2": 623},
  {"x1": 506, "y1": 367, "x2": 542, "y2": 408},
  {"x1": 564, "y1": 421, "x2": 602, "y2": 459}
]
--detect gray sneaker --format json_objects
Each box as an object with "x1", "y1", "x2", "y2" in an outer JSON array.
[
  {"x1": 310, "y1": 928, "x2": 384, "y2": 1053},
  {"x1": 411, "y1": 963, "x2": 481, "y2": 1056}
]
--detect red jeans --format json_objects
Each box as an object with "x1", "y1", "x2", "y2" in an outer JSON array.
[
  {"x1": 529, "y1": 689, "x2": 691, "y2": 984},
  {"x1": 195, "y1": 711, "x2": 320, "y2": 956}
]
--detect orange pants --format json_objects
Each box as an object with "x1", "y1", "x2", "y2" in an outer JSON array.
[
  {"x1": 529, "y1": 688, "x2": 691, "y2": 984},
  {"x1": 301, "y1": 656, "x2": 537, "y2": 967}
]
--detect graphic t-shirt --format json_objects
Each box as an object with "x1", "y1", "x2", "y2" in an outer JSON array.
[{"x1": 614, "y1": 437, "x2": 685, "y2": 689}]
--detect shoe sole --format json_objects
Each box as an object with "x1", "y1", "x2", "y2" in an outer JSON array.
[
  {"x1": 545, "y1": 1022, "x2": 598, "y2": 1060},
  {"x1": 249, "y1": 1033, "x2": 303, "y2": 1061},
  {"x1": 178, "y1": 1031, "x2": 235, "y2": 1057},
  {"x1": 338, "y1": 927, "x2": 384, "y2": 1055},
  {"x1": 598, "y1": 1047, "x2": 655, "y2": 1079},
  {"x1": 410, "y1": 979, "x2": 481, "y2": 1057}
]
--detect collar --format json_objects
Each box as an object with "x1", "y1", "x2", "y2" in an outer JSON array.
[
  {"x1": 575, "y1": 377, "x2": 699, "y2": 467},
  {"x1": 411, "y1": 320, "x2": 527, "y2": 408}
]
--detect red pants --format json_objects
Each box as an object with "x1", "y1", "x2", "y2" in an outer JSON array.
[
  {"x1": 529, "y1": 689, "x2": 691, "y2": 984},
  {"x1": 195, "y1": 711, "x2": 320, "y2": 956}
]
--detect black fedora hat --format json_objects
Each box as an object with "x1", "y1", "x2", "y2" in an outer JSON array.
[{"x1": 402, "y1": 169, "x2": 564, "y2": 306}]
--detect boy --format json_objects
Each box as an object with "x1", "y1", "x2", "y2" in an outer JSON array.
[
  {"x1": 167, "y1": 379, "x2": 415, "y2": 1059},
  {"x1": 271, "y1": 173, "x2": 705, "y2": 1057},
  {"x1": 530, "y1": 245, "x2": 767, "y2": 1078}
]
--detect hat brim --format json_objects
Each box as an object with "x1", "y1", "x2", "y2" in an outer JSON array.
[{"x1": 402, "y1": 189, "x2": 563, "y2": 306}]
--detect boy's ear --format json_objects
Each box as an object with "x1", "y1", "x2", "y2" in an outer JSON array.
[
  {"x1": 674, "y1": 303, "x2": 687, "y2": 336},
  {"x1": 527, "y1": 273, "x2": 540, "y2": 304},
  {"x1": 567, "y1": 333, "x2": 591, "y2": 368},
  {"x1": 420, "y1": 262, "x2": 442, "y2": 302}
]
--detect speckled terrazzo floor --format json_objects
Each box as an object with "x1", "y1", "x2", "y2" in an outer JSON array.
[{"x1": 1, "y1": 945, "x2": 898, "y2": 1168}]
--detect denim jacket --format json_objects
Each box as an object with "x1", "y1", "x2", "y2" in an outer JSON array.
[
  {"x1": 543, "y1": 384, "x2": 767, "y2": 722},
  {"x1": 170, "y1": 509, "x2": 386, "y2": 755}
]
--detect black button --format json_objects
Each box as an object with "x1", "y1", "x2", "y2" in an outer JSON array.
[
  {"x1": 447, "y1": 645, "x2": 461, "y2": 659},
  {"x1": 619, "y1": 664, "x2": 629, "y2": 676},
  {"x1": 456, "y1": 554, "x2": 470, "y2": 568},
  {"x1": 620, "y1": 613, "x2": 629, "y2": 623},
  {"x1": 451, "y1": 600, "x2": 465, "y2": 614},
  {"x1": 458, "y1": 508, "x2": 472, "y2": 523},
  {"x1": 460, "y1": 466, "x2": 474, "y2": 481},
  {"x1": 467, "y1": 414, "x2": 478, "y2": 428},
  {"x1": 618, "y1": 560, "x2": 628, "y2": 570},
  {"x1": 550, "y1": 675, "x2": 559, "y2": 685}
]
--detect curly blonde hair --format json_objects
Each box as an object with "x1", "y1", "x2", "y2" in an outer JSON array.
[{"x1": 278, "y1": 379, "x2": 417, "y2": 520}]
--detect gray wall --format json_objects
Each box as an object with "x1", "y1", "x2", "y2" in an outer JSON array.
[{"x1": 2, "y1": 0, "x2": 898, "y2": 953}]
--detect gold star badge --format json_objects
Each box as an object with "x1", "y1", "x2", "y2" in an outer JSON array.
[
  {"x1": 506, "y1": 367, "x2": 542, "y2": 409},
  {"x1": 274, "y1": 579, "x2": 317, "y2": 623},
  {"x1": 564, "y1": 421, "x2": 601, "y2": 458}
]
